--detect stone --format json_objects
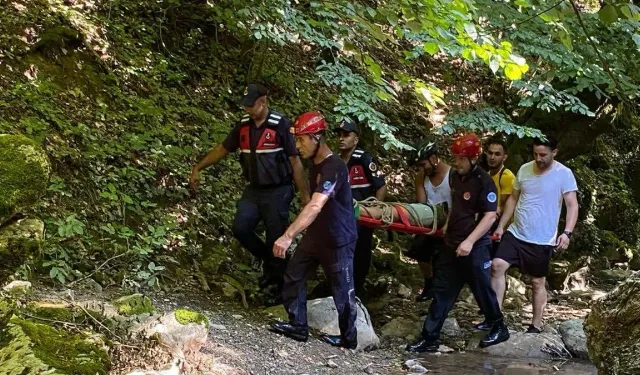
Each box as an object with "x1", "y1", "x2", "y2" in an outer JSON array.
[
  {"x1": 442, "y1": 318, "x2": 462, "y2": 337},
  {"x1": 3, "y1": 280, "x2": 32, "y2": 296},
  {"x1": 0, "y1": 316, "x2": 109, "y2": 374},
  {"x1": 558, "y1": 319, "x2": 589, "y2": 360},
  {"x1": 327, "y1": 360, "x2": 338, "y2": 368},
  {"x1": 398, "y1": 284, "x2": 412, "y2": 299},
  {"x1": 0, "y1": 134, "x2": 50, "y2": 220},
  {"x1": 0, "y1": 218, "x2": 44, "y2": 284},
  {"x1": 585, "y1": 273, "x2": 640, "y2": 374},
  {"x1": 306, "y1": 297, "x2": 380, "y2": 351},
  {"x1": 547, "y1": 261, "x2": 571, "y2": 290},
  {"x1": 503, "y1": 275, "x2": 528, "y2": 310},
  {"x1": 469, "y1": 330, "x2": 570, "y2": 359},
  {"x1": 144, "y1": 310, "x2": 209, "y2": 359},
  {"x1": 404, "y1": 359, "x2": 428, "y2": 373},
  {"x1": 113, "y1": 293, "x2": 155, "y2": 316},
  {"x1": 380, "y1": 317, "x2": 421, "y2": 338},
  {"x1": 595, "y1": 269, "x2": 632, "y2": 287},
  {"x1": 211, "y1": 324, "x2": 227, "y2": 331},
  {"x1": 438, "y1": 345, "x2": 455, "y2": 353}
]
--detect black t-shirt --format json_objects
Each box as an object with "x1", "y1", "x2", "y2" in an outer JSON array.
[
  {"x1": 305, "y1": 154, "x2": 357, "y2": 247},
  {"x1": 445, "y1": 166, "x2": 498, "y2": 248},
  {"x1": 348, "y1": 148, "x2": 386, "y2": 201}
]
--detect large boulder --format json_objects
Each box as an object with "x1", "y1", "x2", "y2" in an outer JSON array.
[
  {"x1": 0, "y1": 316, "x2": 110, "y2": 374},
  {"x1": 0, "y1": 134, "x2": 49, "y2": 220},
  {"x1": 558, "y1": 319, "x2": 589, "y2": 360},
  {"x1": 585, "y1": 273, "x2": 640, "y2": 374},
  {"x1": 143, "y1": 309, "x2": 209, "y2": 359},
  {"x1": 0, "y1": 218, "x2": 44, "y2": 284},
  {"x1": 469, "y1": 330, "x2": 570, "y2": 359}
]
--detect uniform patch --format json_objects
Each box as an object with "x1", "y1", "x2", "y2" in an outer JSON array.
[
  {"x1": 265, "y1": 132, "x2": 271, "y2": 140},
  {"x1": 369, "y1": 162, "x2": 377, "y2": 171},
  {"x1": 323, "y1": 181, "x2": 332, "y2": 190},
  {"x1": 463, "y1": 192, "x2": 471, "y2": 200},
  {"x1": 487, "y1": 192, "x2": 497, "y2": 203},
  {"x1": 484, "y1": 260, "x2": 492, "y2": 269}
]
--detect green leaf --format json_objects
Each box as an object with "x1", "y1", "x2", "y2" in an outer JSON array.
[
  {"x1": 463, "y1": 23, "x2": 478, "y2": 40},
  {"x1": 620, "y1": 4, "x2": 632, "y2": 19},
  {"x1": 489, "y1": 55, "x2": 500, "y2": 74},
  {"x1": 423, "y1": 42, "x2": 439, "y2": 55},
  {"x1": 505, "y1": 64, "x2": 523, "y2": 80},
  {"x1": 50, "y1": 267, "x2": 59, "y2": 278},
  {"x1": 633, "y1": 34, "x2": 640, "y2": 49},
  {"x1": 254, "y1": 31, "x2": 262, "y2": 40},
  {"x1": 599, "y1": 5, "x2": 618, "y2": 25}
]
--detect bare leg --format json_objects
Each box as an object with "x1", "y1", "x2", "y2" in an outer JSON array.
[
  {"x1": 490, "y1": 258, "x2": 510, "y2": 309},
  {"x1": 531, "y1": 277, "x2": 547, "y2": 329}
]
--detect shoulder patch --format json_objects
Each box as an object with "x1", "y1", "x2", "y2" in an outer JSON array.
[
  {"x1": 487, "y1": 192, "x2": 497, "y2": 203},
  {"x1": 323, "y1": 180, "x2": 332, "y2": 190},
  {"x1": 369, "y1": 162, "x2": 377, "y2": 171}
]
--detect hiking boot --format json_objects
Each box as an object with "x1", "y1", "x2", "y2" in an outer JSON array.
[
  {"x1": 479, "y1": 323, "x2": 510, "y2": 348},
  {"x1": 406, "y1": 338, "x2": 440, "y2": 353},
  {"x1": 526, "y1": 324, "x2": 542, "y2": 334},
  {"x1": 269, "y1": 321, "x2": 309, "y2": 342},
  {"x1": 474, "y1": 320, "x2": 492, "y2": 331},
  {"x1": 321, "y1": 334, "x2": 357, "y2": 349}
]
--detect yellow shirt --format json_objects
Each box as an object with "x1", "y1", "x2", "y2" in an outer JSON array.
[{"x1": 491, "y1": 166, "x2": 516, "y2": 211}]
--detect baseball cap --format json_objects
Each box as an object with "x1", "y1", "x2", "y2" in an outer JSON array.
[
  {"x1": 335, "y1": 119, "x2": 359, "y2": 134},
  {"x1": 239, "y1": 83, "x2": 269, "y2": 106}
]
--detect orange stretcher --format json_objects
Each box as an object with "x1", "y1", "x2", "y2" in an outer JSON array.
[{"x1": 356, "y1": 202, "x2": 444, "y2": 236}]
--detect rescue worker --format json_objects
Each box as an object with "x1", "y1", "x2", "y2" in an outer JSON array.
[
  {"x1": 190, "y1": 84, "x2": 310, "y2": 298},
  {"x1": 336, "y1": 119, "x2": 386, "y2": 297},
  {"x1": 270, "y1": 111, "x2": 358, "y2": 349},
  {"x1": 406, "y1": 133, "x2": 510, "y2": 353},
  {"x1": 491, "y1": 136, "x2": 579, "y2": 333},
  {"x1": 403, "y1": 141, "x2": 451, "y2": 302}
]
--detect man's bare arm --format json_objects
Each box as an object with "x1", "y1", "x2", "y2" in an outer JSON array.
[
  {"x1": 193, "y1": 144, "x2": 229, "y2": 172},
  {"x1": 289, "y1": 156, "x2": 311, "y2": 205},
  {"x1": 282, "y1": 192, "x2": 329, "y2": 240},
  {"x1": 415, "y1": 170, "x2": 427, "y2": 204},
  {"x1": 496, "y1": 188, "x2": 520, "y2": 230},
  {"x1": 563, "y1": 191, "x2": 579, "y2": 232}
]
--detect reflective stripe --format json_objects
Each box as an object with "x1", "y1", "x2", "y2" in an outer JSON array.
[
  {"x1": 352, "y1": 154, "x2": 362, "y2": 158},
  {"x1": 351, "y1": 183, "x2": 371, "y2": 188},
  {"x1": 240, "y1": 147, "x2": 284, "y2": 154},
  {"x1": 270, "y1": 114, "x2": 282, "y2": 120},
  {"x1": 268, "y1": 119, "x2": 279, "y2": 125},
  {"x1": 354, "y1": 150, "x2": 364, "y2": 154}
]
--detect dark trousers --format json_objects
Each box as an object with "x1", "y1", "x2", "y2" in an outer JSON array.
[
  {"x1": 282, "y1": 239, "x2": 358, "y2": 344},
  {"x1": 421, "y1": 240, "x2": 503, "y2": 341},
  {"x1": 353, "y1": 224, "x2": 374, "y2": 296},
  {"x1": 232, "y1": 184, "x2": 293, "y2": 284}
]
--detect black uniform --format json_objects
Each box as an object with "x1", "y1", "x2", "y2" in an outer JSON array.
[
  {"x1": 420, "y1": 166, "x2": 503, "y2": 341},
  {"x1": 222, "y1": 110, "x2": 298, "y2": 286},
  {"x1": 282, "y1": 154, "x2": 358, "y2": 345},
  {"x1": 347, "y1": 148, "x2": 386, "y2": 296}
]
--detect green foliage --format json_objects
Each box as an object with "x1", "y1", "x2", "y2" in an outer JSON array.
[
  {"x1": 113, "y1": 294, "x2": 155, "y2": 316},
  {"x1": 437, "y1": 107, "x2": 544, "y2": 138},
  {"x1": 174, "y1": 309, "x2": 210, "y2": 328}
]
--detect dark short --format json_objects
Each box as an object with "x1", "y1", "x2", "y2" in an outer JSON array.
[
  {"x1": 403, "y1": 235, "x2": 446, "y2": 263},
  {"x1": 494, "y1": 232, "x2": 555, "y2": 277}
]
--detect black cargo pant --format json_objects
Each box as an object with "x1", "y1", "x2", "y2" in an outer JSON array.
[
  {"x1": 421, "y1": 238, "x2": 503, "y2": 341},
  {"x1": 282, "y1": 239, "x2": 358, "y2": 344},
  {"x1": 232, "y1": 184, "x2": 293, "y2": 287},
  {"x1": 353, "y1": 224, "x2": 374, "y2": 297}
]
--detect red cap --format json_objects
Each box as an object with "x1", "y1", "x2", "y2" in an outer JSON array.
[
  {"x1": 451, "y1": 133, "x2": 482, "y2": 157},
  {"x1": 291, "y1": 111, "x2": 327, "y2": 136}
]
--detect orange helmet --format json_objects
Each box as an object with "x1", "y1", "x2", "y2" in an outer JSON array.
[
  {"x1": 291, "y1": 111, "x2": 327, "y2": 136},
  {"x1": 451, "y1": 133, "x2": 482, "y2": 157}
]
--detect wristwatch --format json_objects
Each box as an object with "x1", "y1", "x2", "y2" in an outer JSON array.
[{"x1": 563, "y1": 230, "x2": 572, "y2": 238}]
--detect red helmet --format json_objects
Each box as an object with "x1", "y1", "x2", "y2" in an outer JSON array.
[
  {"x1": 451, "y1": 133, "x2": 482, "y2": 157},
  {"x1": 291, "y1": 111, "x2": 327, "y2": 136}
]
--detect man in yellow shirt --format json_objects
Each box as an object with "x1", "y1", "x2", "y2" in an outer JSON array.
[{"x1": 485, "y1": 136, "x2": 515, "y2": 258}]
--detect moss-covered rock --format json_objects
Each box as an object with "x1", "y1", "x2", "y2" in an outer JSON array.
[
  {"x1": 0, "y1": 298, "x2": 14, "y2": 330},
  {"x1": 584, "y1": 274, "x2": 640, "y2": 374},
  {"x1": 174, "y1": 309, "x2": 209, "y2": 329},
  {"x1": 0, "y1": 218, "x2": 44, "y2": 284},
  {"x1": 113, "y1": 293, "x2": 154, "y2": 316},
  {"x1": 0, "y1": 317, "x2": 110, "y2": 374},
  {"x1": 0, "y1": 135, "x2": 49, "y2": 220}
]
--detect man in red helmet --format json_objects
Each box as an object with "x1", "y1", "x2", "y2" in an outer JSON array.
[
  {"x1": 269, "y1": 111, "x2": 358, "y2": 349},
  {"x1": 407, "y1": 133, "x2": 510, "y2": 353}
]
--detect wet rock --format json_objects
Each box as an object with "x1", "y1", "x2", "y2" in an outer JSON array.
[
  {"x1": 404, "y1": 359, "x2": 428, "y2": 373},
  {"x1": 585, "y1": 273, "x2": 640, "y2": 374},
  {"x1": 442, "y1": 318, "x2": 462, "y2": 337},
  {"x1": 558, "y1": 319, "x2": 589, "y2": 360},
  {"x1": 469, "y1": 330, "x2": 569, "y2": 359},
  {"x1": 3, "y1": 280, "x2": 32, "y2": 296},
  {"x1": 397, "y1": 284, "x2": 412, "y2": 299},
  {"x1": 380, "y1": 317, "x2": 421, "y2": 338},
  {"x1": 306, "y1": 297, "x2": 380, "y2": 351},
  {"x1": 144, "y1": 309, "x2": 209, "y2": 359}
]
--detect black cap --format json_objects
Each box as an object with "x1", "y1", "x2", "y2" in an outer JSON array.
[
  {"x1": 239, "y1": 83, "x2": 269, "y2": 106},
  {"x1": 335, "y1": 119, "x2": 359, "y2": 134}
]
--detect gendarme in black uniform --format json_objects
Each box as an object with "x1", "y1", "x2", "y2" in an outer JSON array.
[
  {"x1": 419, "y1": 165, "x2": 504, "y2": 343},
  {"x1": 222, "y1": 108, "x2": 298, "y2": 287},
  {"x1": 283, "y1": 153, "x2": 358, "y2": 345},
  {"x1": 337, "y1": 121, "x2": 386, "y2": 296}
]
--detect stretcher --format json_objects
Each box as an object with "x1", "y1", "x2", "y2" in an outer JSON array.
[{"x1": 357, "y1": 203, "x2": 444, "y2": 236}]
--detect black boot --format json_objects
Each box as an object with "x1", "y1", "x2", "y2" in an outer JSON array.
[
  {"x1": 415, "y1": 278, "x2": 434, "y2": 302},
  {"x1": 474, "y1": 320, "x2": 492, "y2": 331},
  {"x1": 479, "y1": 322, "x2": 510, "y2": 348},
  {"x1": 269, "y1": 321, "x2": 309, "y2": 342},
  {"x1": 320, "y1": 334, "x2": 357, "y2": 349},
  {"x1": 406, "y1": 338, "x2": 439, "y2": 353}
]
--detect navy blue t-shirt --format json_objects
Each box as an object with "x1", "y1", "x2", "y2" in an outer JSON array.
[{"x1": 305, "y1": 154, "x2": 357, "y2": 247}]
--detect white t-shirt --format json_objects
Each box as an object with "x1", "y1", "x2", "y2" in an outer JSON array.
[
  {"x1": 508, "y1": 161, "x2": 578, "y2": 246},
  {"x1": 424, "y1": 168, "x2": 452, "y2": 207}
]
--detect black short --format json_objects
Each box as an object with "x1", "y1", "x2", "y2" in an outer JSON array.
[
  {"x1": 494, "y1": 232, "x2": 554, "y2": 277},
  {"x1": 403, "y1": 235, "x2": 446, "y2": 263}
]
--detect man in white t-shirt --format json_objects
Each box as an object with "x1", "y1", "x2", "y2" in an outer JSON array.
[{"x1": 490, "y1": 136, "x2": 579, "y2": 333}]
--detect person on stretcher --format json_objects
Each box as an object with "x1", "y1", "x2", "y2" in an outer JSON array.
[{"x1": 354, "y1": 199, "x2": 449, "y2": 231}]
